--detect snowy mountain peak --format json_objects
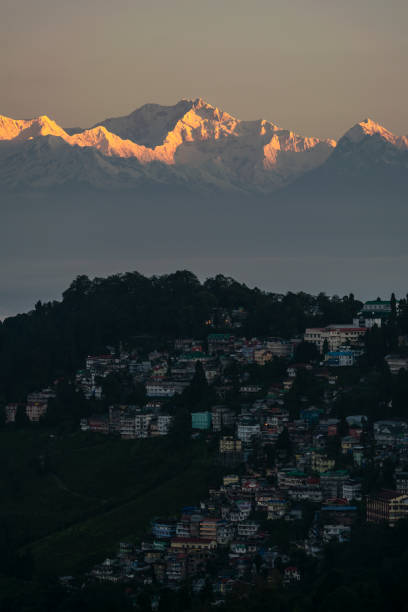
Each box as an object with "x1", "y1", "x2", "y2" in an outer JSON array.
[
  {"x1": 2, "y1": 99, "x2": 405, "y2": 193},
  {"x1": 0, "y1": 114, "x2": 68, "y2": 141},
  {"x1": 0, "y1": 100, "x2": 339, "y2": 191},
  {"x1": 342, "y1": 117, "x2": 404, "y2": 147}
]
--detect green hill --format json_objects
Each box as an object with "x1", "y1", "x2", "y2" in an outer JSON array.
[{"x1": 0, "y1": 429, "x2": 218, "y2": 577}]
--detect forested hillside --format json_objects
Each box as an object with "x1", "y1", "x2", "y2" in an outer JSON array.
[{"x1": 0, "y1": 270, "x2": 363, "y2": 401}]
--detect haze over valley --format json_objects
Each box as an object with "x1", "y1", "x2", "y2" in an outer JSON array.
[{"x1": 1, "y1": 98, "x2": 407, "y2": 315}]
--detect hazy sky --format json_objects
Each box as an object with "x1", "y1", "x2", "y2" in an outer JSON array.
[{"x1": 1, "y1": 0, "x2": 407, "y2": 139}]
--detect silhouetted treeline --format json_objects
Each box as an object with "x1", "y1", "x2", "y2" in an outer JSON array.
[{"x1": 0, "y1": 270, "x2": 363, "y2": 401}]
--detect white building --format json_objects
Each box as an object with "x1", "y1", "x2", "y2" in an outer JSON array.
[
  {"x1": 157, "y1": 414, "x2": 173, "y2": 435},
  {"x1": 385, "y1": 354, "x2": 408, "y2": 375},
  {"x1": 304, "y1": 325, "x2": 367, "y2": 352},
  {"x1": 237, "y1": 521, "x2": 259, "y2": 537},
  {"x1": 342, "y1": 480, "x2": 362, "y2": 501},
  {"x1": 237, "y1": 417, "x2": 261, "y2": 443}
]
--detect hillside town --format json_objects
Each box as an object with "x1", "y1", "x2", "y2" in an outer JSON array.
[{"x1": 4, "y1": 297, "x2": 407, "y2": 605}]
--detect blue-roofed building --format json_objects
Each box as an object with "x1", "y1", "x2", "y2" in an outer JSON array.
[
  {"x1": 191, "y1": 411, "x2": 212, "y2": 430},
  {"x1": 151, "y1": 519, "x2": 176, "y2": 539},
  {"x1": 325, "y1": 350, "x2": 355, "y2": 367},
  {"x1": 300, "y1": 407, "x2": 323, "y2": 424}
]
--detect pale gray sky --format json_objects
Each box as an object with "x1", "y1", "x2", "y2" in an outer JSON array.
[{"x1": 1, "y1": 0, "x2": 407, "y2": 139}]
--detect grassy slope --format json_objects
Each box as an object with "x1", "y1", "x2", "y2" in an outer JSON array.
[{"x1": 0, "y1": 429, "x2": 217, "y2": 576}]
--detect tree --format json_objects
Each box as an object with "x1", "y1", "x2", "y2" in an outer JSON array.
[
  {"x1": 338, "y1": 416, "x2": 349, "y2": 437},
  {"x1": 391, "y1": 292, "x2": 397, "y2": 321},
  {"x1": 169, "y1": 405, "x2": 191, "y2": 442},
  {"x1": 294, "y1": 341, "x2": 320, "y2": 364},
  {"x1": 326, "y1": 435, "x2": 341, "y2": 461},
  {"x1": 181, "y1": 360, "x2": 214, "y2": 411},
  {"x1": 44, "y1": 380, "x2": 89, "y2": 429},
  {"x1": 276, "y1": 427, "x2": 292, "y2": 457},
  {"x1": 14, "y1": 405, "x2": 30, "y2": 429},
  {"x1": 391, "y1": 368, "x2": 408, "y2": 418},
  {"x1": 0, "y1": 404, "x2": 6, "y2": 428}
]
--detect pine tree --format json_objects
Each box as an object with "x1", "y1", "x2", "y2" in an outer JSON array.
[
  {"x1": 15, "y1": 405, "x2": 30, "y2": 429},
  {"x1": 391, "y1": 292, "x2": 397, "y2": 320}
]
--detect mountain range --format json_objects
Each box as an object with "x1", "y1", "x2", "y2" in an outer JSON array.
[{"x1": 1, "y1": 98, "x2": 407, "y2": 193}]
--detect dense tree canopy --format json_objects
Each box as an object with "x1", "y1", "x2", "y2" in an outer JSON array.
[{"x1": 0, "y1": 270, "x2": 365, "y2": 401}]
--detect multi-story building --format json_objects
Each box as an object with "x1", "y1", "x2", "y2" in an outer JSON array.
[
  {"x1": 212, "y1": 406, "x2": 236, "y2": 432},
  {"x1": 325, "y1": 350, "x2": 355, "y2": 367},
  {"x1": 253, "y1": 349, "x2": 274, "y2": 366},
  {"x1": 24, "y1": 388, "x2": 56, "y2": 422},
  {"x1": 108, "y1": 406, "x2": 122, "y2": 433},
  {"x1": 237, "y1": 416, "x2": 261, "y2": 443},
  {"x1": 27, "y1": 388, "x2": 56, "y2": 404},
  {"x1": 342, "y1": 480, "x2": 362, "y2": 501},
  {"x1": 237, "y1": 521, "x2": 259, "y2": 537},
  {"x1": 277, "y1": 469, "x2": 308, "y2": 489},
  {"x1": 170, "y1": 538, "x2": 217, "y2": 552},
  {"x1": 166, "y1": 553, "x2": 187, "y2": 582},
  {"x1": 395, "y1": 472, "x2": 408, "y2": 494},
  {"x1": 119, "y1": 409, "x2": 153, "y2": 439},
  {"x1": 207, "y1": 333, "x2": 234, "y2": 355},
  {"x1": 320, "y1": 470, "x2": 349, "y2": 499},
  {"x1": 373, "y1": 420, "x2": 408, "y2": 445},
  {"x1": 366, "y1": 490, "x2": 408, "y2": 526},
  {"x1": 157, "y1": 414, "x2": 173, "y2": 435},
  {"x1": 219, "y1": 437, "x2": 243, "y2": 454},
  {"x1": 25, "y1": 402, "x2": 47, "y2": 422},
  {"x1": 265, "y1": 338, "x2": 294, "y2": 358},
  {"x1": 191, "y1": 411, "x2": 212, "y2": 430},
  {"x1": 146, "y1": 381, "x2": 187, "y2": 398},
  {"x1": 267, "y1": 499, "x2": 289, "y2": 520},
  {"x1": 176, "y1": 518, "x2": 191, "y2": 538},
  {"x1": 223, "y1": 474, "x2": 240, "y2": 487},
  {"x1": 217, "y1": 522, "x2": 235, "y2": 544},
  {"x1": 134, "y1": 413, "x2": 154, "y2": 438},
  {"x1": 88, "y1": 414, "x2": 110, "y2": 434},
  {"x1": 199, "y1": 518, "x2": 225, "y2": 540},
  {"x1": 311, "y1": 452, "x2": 335, "y2": 474},
  {"x1": 5, "y1": 403, "x2": 20, "y2": 423},
  {"x1": 322, "y1": 524, "x2": 351, "y2": 543},
  {"x1": 360, "y1": 299, "x2": 392, "y2": 318},
  {"x1": 385, "y1": 355, "x2": 408, "y2": 374},
  {"x1": 304, "y1": 325, "x2": 367, "y2": 352},
  {"x1": 152, "y1": 519, "x2": 177, "y2": 539},
  {"x1": 119, "y1": 411, "x2": 137, "y2": 439}
]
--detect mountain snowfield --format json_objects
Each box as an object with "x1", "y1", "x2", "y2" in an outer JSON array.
[{"x1": 0, "y1": 98, "x2": 407, "y2": 192}]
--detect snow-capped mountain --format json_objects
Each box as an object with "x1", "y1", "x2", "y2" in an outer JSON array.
[
  {"x1": 326, "y1": 118, "x2": 408, "y2": 172},
  {"x1": 0, "y1": 98, "x2": 336, "y2": 192},
  {"x1": 0, "y1": 100, "x2": 406, "y2": 193},
  {"x1": 275, "y1": 117, "x2": 408, "y2": 205}
]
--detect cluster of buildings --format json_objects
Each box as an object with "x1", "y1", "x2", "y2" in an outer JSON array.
[
  {"x1": 86, "y1": 405, "x2": 408, "y2": 599},
  {"x1": 80, "y1": 405, "x2": 173, "y2": 438},
  {"x1": 88, "y1": 466, "x2": 304, "y2": 594},
  {"x1": 5, "y1": 388, "x2": 56, "y2": 423},
  {"x1": 82, "y1": 311, "x2": 408, "y2": 602},
  {"x1": 69, "y1": 335, "x2": 302, "y2": 439},
  {"x1": 7, "y1": 295, "x2": 402, "y2": 603}
]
